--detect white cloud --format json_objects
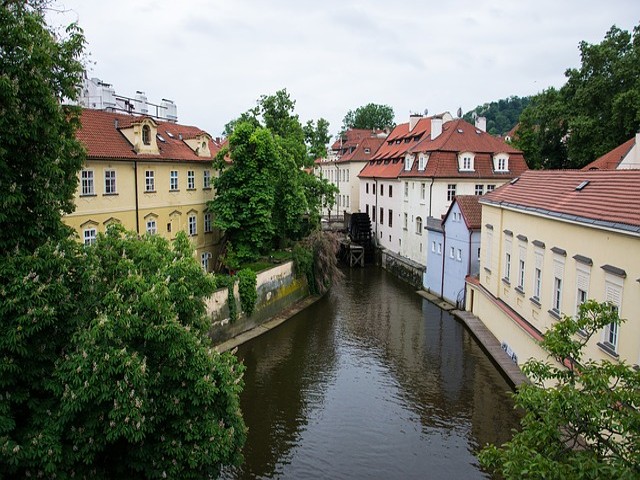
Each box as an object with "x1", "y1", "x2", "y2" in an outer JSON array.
[{"x1": 49, "y1": 0, "x2": 640, "y2": 138}]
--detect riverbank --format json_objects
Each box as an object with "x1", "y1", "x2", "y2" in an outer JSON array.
[
  {"x1": 417, "y1": 289, "x2": 529, "y2": 389},
  {"x1": 214, "y1": 294, "x2": 323, "y2": 353}
]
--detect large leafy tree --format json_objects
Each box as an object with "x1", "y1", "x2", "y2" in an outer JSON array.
[
  {"x1": 515, "y1": 24, "x2": 640, "y2": 169},
  {"x1": 341, "y1": 103, "x2": 395, "y2": 132},
  {"x1": 463, "y1": 96, "x2": 531, "y2": 136},
  {"x1": 211, "y1": 90, "x2": 337, "y2": 261},
  {"x1": 304, "y1": 117, "x2": 330, "y2": 162},
  {"x1": 480, "y1": 300, "x2": 640, "y2": 479},
  {"x1": 0, "y1": 1, "x2": 86, "y2": 252}
]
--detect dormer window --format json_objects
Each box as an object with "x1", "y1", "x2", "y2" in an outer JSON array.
[
  {"x1": 458, "y1": 152, "x2": 475, "y2": 172},
  {"x1": 418, "y1": 153, "x2": 428, "y2": 171},
  {"x1": 142, "y1": 125, "x2": 151, "y2": 145},
  {"x1": 364, "y1": 148, "x2": 371, "y2": 154},
  {"x1": 404, "y1": 154, "x2": 414, "y2": 171},
  {"x1": 494, "y1": 153, "x2": 509, "y2": 172}
]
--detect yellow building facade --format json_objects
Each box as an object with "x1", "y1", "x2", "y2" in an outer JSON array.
[
  {"x1": 466, "y1": 170, "x2": 640, "y2": 369},
  {"x1": 63, "y1": 109, "x2": 223, "y2": 271}
]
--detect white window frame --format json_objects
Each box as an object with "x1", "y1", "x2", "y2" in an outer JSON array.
[
  {"x1": 458, "y1": 152, "x2": 475, "y2": 171},
  {"x1": 188, "y1": 214, "x2": 197, "y2": 236},
  {"x1": 495, "y1": 154, "x2": 509, "y2": 172},
  {"x1": 203, "y1": 170, "x2": 211, "y2": 189},
  {"x1": 475, "y1": 184, "x2": 484, "y2": 196},
  {"x1": 551, "y1": 256, "x2": 565, "y2": 314},
  {"x1": 603, "y1": 274, "x2": 623, "y2": 352},
  {"x1": 416, "y1": 216, "x2": 422, "y2": 235},
  {"x1": 81, "y1": 169, "x2": 94, "y2": 196},
  {"x1": 83, "y1": 227, "x2": 97, "y2": 245},
  {"x1": 187, "y1": 170, "x2": 195, "y2": 190},
  {"x1": 403, "y1": 213, "x2": 408, "y2": 230},
  {"x1": 485, "y1": 229, "x2": 493, "y2": 271},
  {"x1": 421, "y1": 183, "x2": 426, "y2": 200},
  {"x1": 447, "y1": 184, "x2": 457, "y2": 202},
  {"x1": 503, "y1": 237, "x2": 512, "y2": 281},
  {"x1": 456, "y1": 248, "x2": 462, "y2": 261},
  {"x1": 575, "y1": 264, "x2": 591, "y2": 315},
  {"x1": 104, "y1": 169, "x2": 116, "y2": 195},
  {"x1": 145, "y1": 170, "x2": 155, "y2": 192},
  {"x1": 170, "y1": 170, "x2": 179, "y2": 191},
  {"x1": 418, "y1": 154, "x2": 427, "y2": 171},
  {"x1": 201, "y1": 251, "x2": 212, "y2": 272},
  {"x1": 146, "y1": 218, "x2": 157, "y2": 235},
  {"x1": 404, "y1": 182, "x2": 409, "y2": 197}
]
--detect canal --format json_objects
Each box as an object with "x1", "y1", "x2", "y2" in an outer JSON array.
[{"x1": 224, "y1": 267, "x2": 520, "y2": 479}]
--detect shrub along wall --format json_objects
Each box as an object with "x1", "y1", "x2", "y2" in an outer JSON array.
[{"x1": 207, "y1": 261, "x2": 309, "y2": 344}]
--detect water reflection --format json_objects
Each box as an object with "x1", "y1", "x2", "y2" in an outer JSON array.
[{"x1": 224, "y1": 267, "x2": 519, "y2": 479}]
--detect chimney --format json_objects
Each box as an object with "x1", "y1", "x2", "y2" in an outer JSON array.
[
  {"x1": 475, "y1": 116, "x2": 487, "y2": 132},
  {"x1": 409, "y1": 113, "x2": 422, "y2": 132},
  {"x1": 431, "y1": 117, "x2": 443, "y2": 140}
]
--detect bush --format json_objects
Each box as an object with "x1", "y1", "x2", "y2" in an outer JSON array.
[
  {"x1": 237, "y1": 268, "x2": 257, "y2": 317},
  {"x1": 294, "y1": 231, "x2": 342, "y2": 295}
]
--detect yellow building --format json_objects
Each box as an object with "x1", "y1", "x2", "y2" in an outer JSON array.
[
  {"x1": 466, "y1": 170, "x2": 640, "y2": 369},
  {"x1": 64, "y1": 109, "x2": 223, "y2": 271}
]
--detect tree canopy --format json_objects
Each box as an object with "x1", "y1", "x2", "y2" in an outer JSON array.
[
  {"x1": 514, "y1": 24, "x2": 640, "y2": 169},
  {"x1": 463, "y1": 96, "x2": 531, "y2": 136},
  {"x1": 480, "y1": 300, "x2": 640, "y2": 479},
  {"x1": 0, "y1": 4, "x2": 247, "y2": 477},
  {"x1": 210, "y1": 90, "x2": 338, "y2": 262},
  {"x1": 0, "y1": 1, "x2": 86, "y2": 252},
  {"x1": 341, "y1": 103, "x2": 395, "y2": 132}
]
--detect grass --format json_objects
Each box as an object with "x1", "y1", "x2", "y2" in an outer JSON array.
[{"x1": 240, "y1": 249, "x2": 293, "y2": 273}]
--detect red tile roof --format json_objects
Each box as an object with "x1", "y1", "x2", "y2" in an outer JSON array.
[
  {"x1": 331, "y1": 128, "x2": 384, "y2": 151},
  {"x1": 481, "y1": 169, "x2": 640, "y2": 231},
  {"x1": 77, "y1": 109, "x2": 219, "y2": 162},
  {"x1": 581, "y1": 136, "x2": 635, "y2": 170},
  {"x1": 337, "y1": 136, "x2": 385, "y2": 163},
  {"x1": 445, "y1": 195, "x2": 482, "y2": 230}
]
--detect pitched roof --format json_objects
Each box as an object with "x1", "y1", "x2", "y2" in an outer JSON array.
[
  {"x1": 581, "y1": 136, "x2": 635, "y2": 170},
  {"x1": 77, "y1": 109, "x2": 219, "y2": 162},
  {"x1": 445, "y1": 195, "x2": 482, "y2": 230},
  {"x1": 331, "y1": 128, "x2": 383, "y2": 151},
  {"x1": 337, "y1": 136, "x2": 385, "y2": 163},
  {"x1": 481, "y1": 169, "x2": 640, "y2": 233}
]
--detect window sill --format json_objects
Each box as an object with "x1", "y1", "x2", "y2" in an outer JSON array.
[
  {"x1": 597, "y1": 342, "x2": 619, "y2": 359},
  {"x1": 102, "y1": 193, "x2": 119, "y2": 196},
  {"x1": 187, "y1": 188, "x2": 196, "y2": 191},
  {"x1": 202, "y1": 187, "x2": 212, "y2": 191},
  {"x1": 80, "y1": 194, "x2": 97, "y2": 197},
  {"x1": 529, "y1": 296, "x2": 541, "y2": 308},
  {"x1": 514, "y1": 286, "x2": 525, "y2": 296},
  {"x1": 501, "y1": 277, "x2": 510, "y2": 286},
  {"x1": 144, "y1": 190, "x2": 156, "y2": 194},
  {"x1": 484, "y1": 267, "x2": 492, "y2": 274},
  {"x1": 548, "y1": 309, "x2": 562, "y2": 320},
  {"x1": 169, "y1": 189, "x2": 180, "y2": 192}
]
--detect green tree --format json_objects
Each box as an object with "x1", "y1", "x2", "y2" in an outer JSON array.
[
  {"x1": 1, "y1": 227, "x2": 247, "y2": 478},
  {"x1": 0, "y1": 2, "x2": 86, "y2": 252},
  {"x1": 515, "y1": 24, "x2": 640, "y2": 168},
  {"x1": 211, "y1": 90, "x2": 338, "y2": 261},
  {"x1": 304, "y1": 117, "x2": 330, "y2": 162},
  {"x1": 341, "y1": 103, "x2": 395, "y2": 132},
  {"x1": 463, "y1": 96, "x2": 531, "y2": 136},
  {"x1": 480, "y1": 300, "x2": 640, "y2": 479}
]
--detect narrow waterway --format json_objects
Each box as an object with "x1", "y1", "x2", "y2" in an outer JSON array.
[{"x1": 224, "y1": 267, "x2": 519, "y2": 479}]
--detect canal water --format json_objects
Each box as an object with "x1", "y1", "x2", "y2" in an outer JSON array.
[{"x1": 224, "y1": 267, "x2": 520, "y2": 479}]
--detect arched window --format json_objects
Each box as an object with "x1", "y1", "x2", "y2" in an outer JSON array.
[
  {"x1": 416, "y1": 216, "x2": 423, "y2": 235},
  {"x1": 142, "y1": 125, "x2": 151, "y2": 145}
]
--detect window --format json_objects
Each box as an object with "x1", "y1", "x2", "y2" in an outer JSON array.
[
  {"x1": 187, "y1": 170, "x2": 195, "y2": 190},
  {"x1": 462, "y1": 156, "x2": 472, "y2": 170},
  {"x1": 505, "y1": 253, "x2": 511, "y2": 281},
  {"x1": 380, "y1": 184, "x2": 384, "y2": 196},
  {"x1": 346, "y1": 170, "x2": 349, "y2": 182},
  {"x1": 495, "y1": 155, "x2": 509, "y2": 172},
  {"x1": 373, "y1": 183, "x2": 376, "y2": 195},
  {"x1": 421, "y1": 183, "x2": 426, "y2": 200},
  {"x1": 346, "y1": 195, "x2": 350, "y2": 208},
  {"x1": 534, "y1": 268, "x2": 542, "y2": 299},
  {"x1": 449, "y1": 246, "x2": 455, "y2": 258},
  {"x1": 456, "y1": 248, "x2": 462, "y2": 261},
  {"x1": 388, "y1": 185, "x2": 392, "y2": 197},
  {"x1": 104, "y1": 170, "x2": 116, "y2": 194},
  {"x1": 447, "y1": 184, "x2": 456, "y2": 202},
  {"x1": 167, "y1": 222, "x2": 172, "y2": 233},
  {"x1": 404, "y1": 154, "x2": 414, "y2": 171},
  {"x1": 170, "y1": 170, "x2": 179, "y2": 190},
  {"x1": 188, "y1": 214, "x2": 197, "y2": 236},
  {"x1": 487, "y1": 184, "x2": 496, "y2": 192},
  {"x1": 83, "y1": 227, "x2": 97, "y2": 245},
  {"x1": 603, "y1": 274, "x2": 623, "y2": 352},
  {"x1": 437, "y1": 242, "x2": 442, "y2": 254},
  {"x1": 203, "y1": 170, "x2": 211, "y2": 188},
  {"x1": 380, "y1": 207, "x2": 384, "y2": 225},
  {"x1": 575, "y1": 264, "x2": 591, "y2": 315},
  {"x1": 431, "y1": 241, "x2": 436, "y2": 252},
  {"x1": 553, "y1": 277, "x2": 562, "y2": 312},
  {"x1": 366, "y1": 183, "x2": 369, "y2": 194},
  {"x1": 518, "y1": 259, "x2": 525, "y2": 289},
  {"x1": 146, "y1": 218, "x2": 157, "y2": 235},
  {"x1": 142, "y1": 125, "x2": 151, "y2": 145},
  {"x1": 577, "y1": 288, "x2": 587, "y2": 311},
  {"x1": 81, "y1": 169, "x2": 94, "y2": 195},
  {"x1": 403, "y1": 213, "x2": 408, "y2": 230},
  {"x1": 201, "y1": 252, "x2": 212, "y2": 272},
  {"x1": 364, "y1": 148, "x2": 371, "y2": 154},
  {"x1": 388, "y1": 209, "x2": 393, "y2": 228},
  {"x1": 145, "y1": 170, "x2": 155, "y2": 192},
  {"x1": 365, "y1": 204, "x2": 369, "y2": 216},
  {"x1": 372, "y1": 207, "x2": 376, "y2": 223},
  {"x1": 485, "y1": 229, "x2": 493, "y2": 270},
  {"x1": 416, "y1": 216, "x2": 422, "y2": 234},
  {"x1": 459, "y1": 153, "x2": 475, "y2": 171},
  {"x1": 404, "y1": 182, "x2": 409, "y2": 197},
  {"x1": 475, "y1": 184, "x2": 484, "y2": 196},
  {"x1": 204, "y1": 212, "x2": 212, "y2": 233},
  {"x1": 418, "y1": 154, "x2": 427, "y2": 171}
]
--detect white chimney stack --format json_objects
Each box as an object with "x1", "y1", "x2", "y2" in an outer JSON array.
[
  {"x1": 475, "y1": 116, "x2": 487, "y2": 132},
  {"x1": 409, "y1": 113, "x2": 422, "y2": 132},
  {"x1": 431, "y1": 117, "x2": 443, "y2": 140}
]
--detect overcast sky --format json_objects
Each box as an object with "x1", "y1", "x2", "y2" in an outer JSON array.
[{"x1": 49, "y1": 1, "x2": 639, "y2": 139}]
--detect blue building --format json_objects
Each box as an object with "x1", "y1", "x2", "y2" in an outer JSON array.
[{"x1": 424, "y1": 195, "x2": 482, "y2": 307}]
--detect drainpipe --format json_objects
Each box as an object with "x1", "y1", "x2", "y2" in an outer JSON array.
[
  {"x1": 440, "y1": 223, "x2": 446, "y2": 298},
  {"x1": 134, "y1": 160, "x2": 140, "y2": 234},
  {"x1": 335, "y1": 163, "x2": 340, "y2": 219},
  {"x1": 428, "y1": 177, "x2": 435, "y2": 217},
  {"x1": 374, "y1": 177, "x2": 379, "y2": 241}
]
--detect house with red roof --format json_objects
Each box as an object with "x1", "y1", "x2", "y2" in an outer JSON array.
[
  {"x1": 64, "y1": 108, "x2": 222, "y2": 271},
  {"x1": 359, "y1": 113, "x2": 527, "y2": 272},
  {"x1": 466, "y1": 169, "x2": 640, "y2": 369},
  {"x1": 582, "y1": 133, "x2": 640, "y2": 170},
  {"x1": 314, "y1": 128, "x2": 386, "y2": 216},
  {"x1": 424, "y1": 195, "x2": 482, "y2": 306}
]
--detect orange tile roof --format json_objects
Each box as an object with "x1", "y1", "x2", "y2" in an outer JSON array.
[
  {"x1": 77, "y1": 109, "x2": 219, "y2": 162},
  {"x1": 337, "y1": 136, "x2": 385, "y2": 163},
  {"x1": 481, "y1": 169, "x2": 640, "y2": 232},
  {"x1": 331, "y1": 128, "x2": 384, "y2": 151},
  {"x1": 581, "y1": 136, "x2": 635, "y2": 170}
]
